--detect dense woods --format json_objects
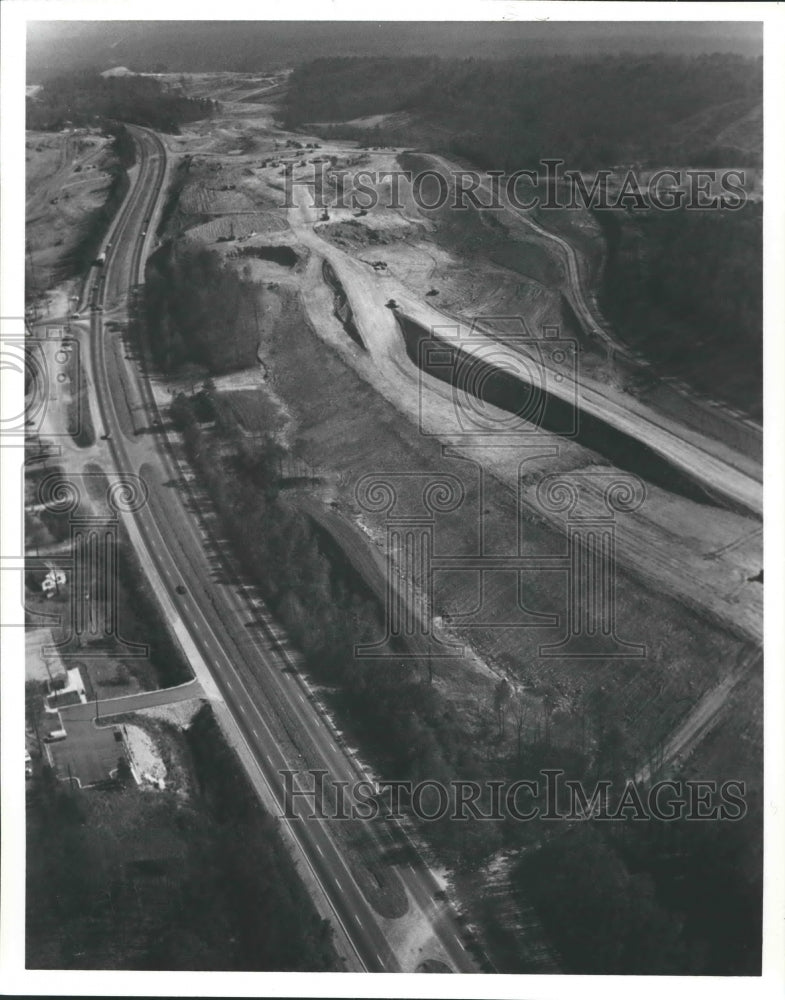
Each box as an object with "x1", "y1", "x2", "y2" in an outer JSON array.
[
  {"x1": 596, "y1": 203, "x2": 762, "y2": 418},
  {"x1": 167, "y1": 388, "x2": 761, "y2": 975},
  {"x1": 26, "y1": 706, "x2": 337, "y2": 970},
  {"x1": 285, "y1": 53, "x2": 762, "y2": 169},
  {"x1": 143, "y1": 244, "x2": 261, "y2": 372},
  {"x1": 517, "y1": 799, "x2": 761, "y2": 975},
  {"x1": 26, "y1": 70, "x2": 215, "y2": 132}
]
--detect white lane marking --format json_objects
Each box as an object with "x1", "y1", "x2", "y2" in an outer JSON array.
[
  {"x1": 354, "y1": 914, "x2": 362, "y2": 925},
  {"x1": 298, "y1": 692, "x2": 305, "y2": 703},
  {"x1": 252, "y1": 728, "x2": 259, "y2": 738},
  {"x1": 457, "y1": 939, "x2": 466, "y2": 950},
  {"x1": 376, "y1": 953, "x2": 384, "y2": 965},
  {"x1": 315, "y1": 843, "x2": 323, "y2": 856},
  {"x1": 335, "y1": 878, "x2": 343, "y2": 890},
  {"x1": 331, "y1": 744, "x2": 339, "y2": 753}
]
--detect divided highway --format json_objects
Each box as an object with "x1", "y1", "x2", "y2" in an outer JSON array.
[{"x1": 80, "y1": 124, "x2": 481, "y2": 974}]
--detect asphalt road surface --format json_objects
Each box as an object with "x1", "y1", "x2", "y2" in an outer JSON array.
[{"x1": 81, "y1": 124, "x2": 481, "y2": 974}]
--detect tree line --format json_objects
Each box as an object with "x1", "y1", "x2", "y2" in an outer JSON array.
[
  {"x1": 144, "y1": 246, "x2": 761, "y2": 975},
  {"x1": 143, "y1": 244, "x2": 261, "y2": 373},
  {"x1": 167, "y1": 386, "x2": 761, "y2": 974},
  {"x1": 25, "y1": 704, "x2": 338, "y2": 970},
  {"x1": 284, "y1": 53, "x2": 762, "y2": 170},
  {"x1": 596, "y1": 202, "x2": 762, "y2": 418},
  {"x1": 26, "y1": 69, "x2": 216, "y2": 133}
]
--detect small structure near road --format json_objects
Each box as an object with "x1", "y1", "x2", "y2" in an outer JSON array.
[
  {"x1": 45, "y1": 666, "x2": 87, "y2": 711},
  {"x1": 41, "y1": 568, "x2": 66, "y2": 598},
  {"x1": 46, "y1": 720, "x2": 125, "y2": 789}
]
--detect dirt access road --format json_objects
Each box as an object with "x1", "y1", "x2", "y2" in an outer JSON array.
[
  {"x1": 286, "y1": 173, "x2": 762, "y2": 643},
  {"x1": 80, "y1": 123, "x2": 484, "y2": 975}
]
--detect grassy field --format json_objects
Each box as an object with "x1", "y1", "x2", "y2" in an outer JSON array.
[{"x1": 216, "y1": 388, "x2": 285, "y2": 438}]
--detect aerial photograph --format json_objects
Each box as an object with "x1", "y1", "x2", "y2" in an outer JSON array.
[{"x1": 12, "y1": 8, "x2": 770, "y2": 984}]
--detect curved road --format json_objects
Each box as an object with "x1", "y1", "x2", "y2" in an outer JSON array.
[{"x1": 81, "y1": 125, "x2": 482, "y2": 975}]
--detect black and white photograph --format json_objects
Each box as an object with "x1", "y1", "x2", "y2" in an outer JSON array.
[{"x1": 1, "y1": 2, "x2": 783, "y2": 996}]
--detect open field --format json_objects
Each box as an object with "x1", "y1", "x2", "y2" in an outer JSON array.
[{"x1": 26, "y1": 129, "x2": 119, "y2": 290}]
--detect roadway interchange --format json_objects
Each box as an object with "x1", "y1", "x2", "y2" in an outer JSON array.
[{"x1": 81, "y1": 125, "x2": 482, "y2": 974}]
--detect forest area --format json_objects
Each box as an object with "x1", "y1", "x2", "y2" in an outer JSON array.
[
  {"x1": 284, "y1": 53, "x2": 762, "y2": 169},
  {"x1": 167, "y1": 385, "x2": 761, "y2": 975},
  {"x1": 26, "y1": 705, "x2": 337, "y2": 971},
  {"x1": 26, "y1": 70, "x2": 216, "y2": 133},
  {"x1": 142, "y1": 244, "x2": 261, "y2": 373},
  {"x1": 285, "y1": 54, "x2": 762, "y2": 414},
  {"x1": 596, "y1": 203, "x2": 762, "y2": 418}
]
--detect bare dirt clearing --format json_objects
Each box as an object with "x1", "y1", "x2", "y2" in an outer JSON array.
[
  {"x1": 124, "y1": 74, "x2": 761, "y2": 972},
  {"x1": 155, "y1": 78, "x2": 761, "y2": 763},
  {"x1": 26, "y1": 129, "x2": 116, "y2": 288}
]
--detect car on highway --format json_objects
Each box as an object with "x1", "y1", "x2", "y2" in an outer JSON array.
[{"x1": 175, "y1": 584, "x2": 187, "y2": 595}]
